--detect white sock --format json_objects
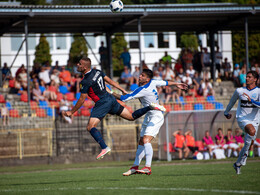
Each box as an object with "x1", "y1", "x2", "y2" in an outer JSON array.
[
  {"x1": 144, "y1": 143, "x2": 153, "y2": 167},
  {"x1": 236, "y1": 133, "x2": 253, "y2": 166},
  {"x1": 258, "y1": 148, "x2": 260, "y2": 157},
  {"x1": 233, "y1": 151, "x2": 238, "y2": 157},
  {"x1": 133, "y1": 145, "x2": 145, "y2": 167},
  {"x1": 227, "y1": 149, "x2": 232, "y2": 158}
]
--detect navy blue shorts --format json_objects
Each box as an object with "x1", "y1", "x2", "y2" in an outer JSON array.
[{"x1": 90, "y1": 94, "x2": 124, "y2": 119}]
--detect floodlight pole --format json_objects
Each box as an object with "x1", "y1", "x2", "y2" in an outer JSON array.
[
  {"x1": 209, "y1": 30, "x2": 216, "y2": 82},
  {"x1": 138, "y1": 18, "x2": 142, "y2": 73},
  {"x1": 245, "y1": 17, "x2": 249, "y2": 72},
  {"x1": 106, "y1": 32, "x2": 113, "y2": 78},
  {"x1": 24, "y1": 19, "x2": 31, "y2": 116}
]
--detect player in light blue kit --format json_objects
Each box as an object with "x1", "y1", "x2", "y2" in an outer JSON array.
[
  {"x1": 224, "y1": 71, "x2": 260, "y2": 174},
  {"x1": 110, "y1": 69, "x2": 188, "y2": 175}
]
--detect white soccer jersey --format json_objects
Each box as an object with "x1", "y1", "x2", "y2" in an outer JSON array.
[
  {"x1": 224, "y1": 87, "x2": 260, "y2": 122},
  {"x1": 120, "y1": 79, "x2": 168, "y2": 107}
]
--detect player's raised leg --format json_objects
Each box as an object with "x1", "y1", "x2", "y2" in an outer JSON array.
[{"x1": 87, "y1": 117, "x2": 111, "y2": 160}]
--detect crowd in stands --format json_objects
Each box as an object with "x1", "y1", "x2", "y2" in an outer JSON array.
[{"x1": 167, "y1": 128, "x2": 260, "y2": 160}]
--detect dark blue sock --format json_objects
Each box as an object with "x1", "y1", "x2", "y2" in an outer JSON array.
[
  {"x1": 132, "y1": 106, "x2": 151, "y2": 120},
  {"x1": 89, "y1": 128, "x2": 107, "y2": 149}
]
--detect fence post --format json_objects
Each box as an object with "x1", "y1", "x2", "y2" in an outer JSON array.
[
  {"x1": 166, "y1": 114, "x2": 171, "y2": 161},
  {"x1": 19, "y1": 130, "x2": 23, "y2": 159}
]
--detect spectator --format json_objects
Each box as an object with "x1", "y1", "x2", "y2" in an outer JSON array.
[
  {"x1": 59, "y1": 66, "x2": 71, "y2": 84},
  {"x1": 120, "y1": 47, "x2": 131, "y2": 70},
  {"x1": 174, "y1": 59, "x2": 183, "y2": 74},
  {"x1": 70, "y1": 74, "x2": 82, "y2": 94},
  {"x1": 158, "y1": 66, "x2": 164, "y2": 78},
  {"x1": 182, "y1": 49, "x2": 193, "y2": 69},
  {"x1": 215, "y1": 46, "x2": 223, "y2": 74},
  {"x1": 153, "y1": 71, "x2": 162, "y2": 80},
  {"x1": 38, "y1": 67, "x2": 51, "y2": 85},
  {"x1": 162, "y1": 51, "x2": 173, "y2": 66},
  {"x1": 224, "y1": 128, "x2": 239, "y2": 158},
  {"x1": 1, "y1": 62, "x2": 11, "y2": 80},
  {"x1": 239, "y1": 68, "x2": 246, "y2": 87},
  {"x1": 177, "y1": 68, "x2": 184, "y2": 79},
  {"x1": 222, "y1": 58, "x2": 232, "y2": 80},
  {"x1": 50, "y1": 61, "x2": 62, "y2": 75},
  {"x1": 185, "y1": 129, "x2": 198, "y2": 156},
  {"x1": 18, "y1": 69, "x2": 27, "y2": 87},
  {"x1": 48, "y1": 80, "x2": 59, "y2": 95},
  {"x1": 163, "y1": 64, "x2": 175, "y2": 81},
  {"x1": 173, "y1": 130, "x2": 189, "y2": 160},
  {"x1": 59, "y1": 95, "x2": 72, "y2": 124},
  {"x1": 15, "y1": 64, "x2": 26, "y2": 79},
  {"x1": 99, "y1": 41, "x2": 107, "y2": 74},
  {"x1": 43, "y1": 85, "x2": 57, "y2": 101},
  {"x1": 0, "y1": 104, "x2": 9, "y2": 126},
  {"x1": 186, "y1": 65, "x2": 195, "y2": 78},
  {"x1": 234, "y1": 128, "x2": 244, "y2": 153},
  {"x1": 251, "y1": 63, "x2": 260, "y2": 74},
  {"x1": 202, "y1": 130, "x2": 218, "y2": 158},
  {"x1": 32, "y1": 82, "x2": 48, "y2": 103},
  {"x1": 132, "y1": 66, "x2": 140, "y2": 85},
  {"x1": 192, "y1": 46, "x2": 203, "y2": 74},
  {"x1": 59, "y1": 81, "x2": 70, "y2": 95},
  {"x1": 201, "y1": 48, "x2": 211, "y2": 69},
  {"x1": 182, "y1": 72, "x2": 193, "y2": 86},
  {"x1": 50, "y1": 68, "x2": 60, "y2": 85},
  {"x1": 152, "y1": 62, "x2": 159, "y2": 72},
  {"x1": 215, "y1": 128, "x2": 228, "y2": 150},
  {"x1": 252, "y1": 139, "x2": 260, "y2": 157},
  {"x1": 233, "y1": 64, "x2": 240, "y2": 87},
  {"x1": 118, "y1": 66, "x2": 133, "y2": 90},
  {"x1": 201, "y1": 79, "x2": 215, "y2": 97},
  {"x1": 192, "y1": 71, "x2": 202, "y2": 95}
]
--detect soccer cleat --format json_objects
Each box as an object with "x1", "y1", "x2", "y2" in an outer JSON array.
[
  {"x1": 149, "y1": 102, "x2": 166, "y2": 112},
  {"x1": 123, "y1": 166, "x2": 139, "y2": 176},
  {"x1": 241, "y1": 153, "x2": 248, "y2": 166},
  {"x1": 233, "y1": 163, "x2": 241, "y2": 175},
  {"x1": 96, "y1": 147, "x2": 111, "y2": 160},
  {"x1": 136, "y1": 167, "x2": 152, "y2": 175}
]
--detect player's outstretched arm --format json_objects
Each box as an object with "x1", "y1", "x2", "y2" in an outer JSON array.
[
  {"x1": 62, "y1": 93, "x2": 88, "y2": 117},
  {"x1": 104, "y1": 76, "x2": 127, "y2": 95},
  {"x1": 167, "y1": 81, "x2": 188, "y2": 90},
  {"x1": 224, "y1": 90, "x2": 239, "y2": 119}
]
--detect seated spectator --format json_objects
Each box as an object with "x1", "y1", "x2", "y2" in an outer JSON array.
[
  {"x1": 173, "y1": 129, "x2": 189, "y2": 160},
  {"x1": 15, "y1": 64, "x2": 26, "y2": 79},
  {"x1": 239, "y1": 68, "x2": 246, "y2": 87},
  {"x1": 182, "y1": 49, "x2": 193, "y2": 69},
  {"x1": 182, "y1": 72, "x2": 192, "y2": 86},
  {"x1": 48, "y1": 80, "x2": 59, "y2": 94},
  {"x1": 186, "y1": 65, "x2": 195, "y2": 78},
  {"x1": 59, "y1": 81, "x2": 70, "y2": 95},
  {"x1": 202, "y1": 130, "x2": 218, "y2": 158},
  {"x1": 215, "y1": 128, "x2": 228, "y2": 150},
  {"x1": 70, "y1": 74, "x2": 81, "y2": 94},
  {"x1": 222, "y1": 58, "x2": 232, "y2": 80},
  {"x1": 0, "y1": 104, "x2": 9, "y2": 126},
  {"x1": 32, "y1": 82, "x2": 48, "y2": 103},
  {"x1": 201, "y1": 79, "x2": 215, "y2": 97},
  {"x1": 152, "y1": 62, "x2": 159, "y2": 72},
  {"x1": 177, "y1": 68, "x2": 184, "y2": 79},
  {"x1": 39, "y1": 67, "x2": 51, "y2": 85},
  {"x1": 1, "y1": 62, "x2": 11, "y2": 81},
  {"x1": 17, "y1": 68, "x2": 27, "y2": 87},
  {"x1": 158, "y1": 66, "x2": 164, "y2": 78},
  {"x1": 50, "y1": 68, "x2": 60, "y2": 85},
  {"x1": 233, "y1": 64, "x2": 240, "y2": 87},
  {"x1": 118, "y1": 66, "x2": 133, "y2": 89},
  {"x1": 251, "y1": 63, "x2": 260, "y2": 74},
  {"x1": 153, "y1": 71, "x2": 162, "y2": 80},
  {"x1": 185, "y1": 130, "x2": 198, "y2": 156},
  {"x1": 163, "y1": 64, "x2": 175, "y2": 81},
  {"x1": 59, "y1": 95, "x2": 72, "y2": 124},
  {"x1": 43, "y1": 85, "x2": 57, "y2": 101},
  {"x1": 224, "y1": 128, "x2": 239, "y2": 158},
  {"x1": 132, "y1": 66, "x2": 140, "y2": 85},
  {"x1": 59, "y1": 66, "x2": 72, "y2": 84},
  {"x1": 174, "y1": 59, "x2": 183, "y2": 74},
  {"x1": 234, "y1": 128, "x2": 244, "y2": 153}
]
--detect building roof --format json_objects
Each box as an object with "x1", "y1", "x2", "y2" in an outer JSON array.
[{"x1": 0, "y1": 3, "x2": 260, "y2": 35}]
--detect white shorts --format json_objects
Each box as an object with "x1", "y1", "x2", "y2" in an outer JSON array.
[
  {"x1": 237, "y1": 120, "x2": 259, "y2": 133},
  {"x1": 217, "y1": 144, "x2": 229, "y2": 149},
  {"x1": 228, "y1": 143, "x2": 239, "y2": 149},
  {"x1": 140, "y1": 111, "x2": 164, "y2": 138}
]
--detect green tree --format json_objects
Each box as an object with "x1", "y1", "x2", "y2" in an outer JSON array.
[
  {"x1": 69, "y1": 34, "x2": 88, "y2": 66},
  {"x1": 34, "y1": 34, "x2": 52, "y2": 65},
  {"x1": 111, "y1": 33, "x2": 127, "y2": 72},
  {"x1": 180, "y1": 34, "x2": 199, "y2": 52}
]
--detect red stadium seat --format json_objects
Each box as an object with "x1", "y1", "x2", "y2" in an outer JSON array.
[
  {"x1": 164, "y1": 142, "x2": 175, "y2": 153},
  {"x1": 49, "y1": 101, "x2": 59, "y2": 108},
  {"x1": 20, "y1": 93, "x2": 28, "y2": 102},
  {"x1": 30, "y1": 101, "x2": 38, "y2": 110},
  {"x1": 173, "y1": 104, "x2": 182, "y2": 111},
  {"x1": 81, "y1": 107, "x2": 90, "y2": 116},
  {"x1": 9, "y1": 109, "x2": 20, "y2": 118},
  {"x1": 83, "y1": 100, "x2": 94, "y2": 109},
  {"x1": 36, "y1": 108, "x2": 47, "y2": 117},
  {"x1": 56, "y1": 93, "x2": 63, "y2": 101},
  {"x1": 185, "y1": 96, "x2": 194, "y2": 103},
  {"x1": 205, "y1": 103, "x2": 214, "y2": 110},
  {"x1": 164, "y1": 104, "x2": 172, "y2": 112},
  {"x1": 184, "y1": 103, "x2": 193, "y2": 110},
  {"x1": 196, "y1": 96, "x2": 205, "y2": 103},
  {"x1": 73, "y1": 110, "x2": 80, "y2": 116},
  {"x1": 0, "y1": 94, "x2": 5, "y2": 103},
  {"x1": 65, "y1": 92, "x2": 75, "y2": 101}
]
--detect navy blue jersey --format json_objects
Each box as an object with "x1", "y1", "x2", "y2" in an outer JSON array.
[{"x1": 80, "y1": 69, "x2": 107, "y2": 102}]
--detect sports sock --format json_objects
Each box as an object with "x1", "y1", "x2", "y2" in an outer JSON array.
[
  {"x1": 249, "y1": 150, "x2": 253, "y2": 157},
  {"x1": 233, "y1": 151, "x2": 238, "y2": 157},
  {"x1": 258, "y1": 148, "x2": 260, "y2": 157},
  {"x1": 89, "y1": 127, "x2": 107, "y2": 149},
  {"x1": 144, "y1": 143, "x2": 153, "y2": 167},
  {"x1": 132, "y1": 106, "x2": 151, "y2": 120},
  {"x1": 227, "y1": 149, "x2": 232, "y2": 158},
  {"x1": 133, "y1": 145, "x2": 145, "y2": 166},
  {"x1": 236, "y1": 133, "x2": 253, "y2": 166}
]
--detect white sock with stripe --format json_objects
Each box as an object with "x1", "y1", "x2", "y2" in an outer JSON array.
[{"x1": 133, "y1": 145, "x2": 145, "y2": 167}]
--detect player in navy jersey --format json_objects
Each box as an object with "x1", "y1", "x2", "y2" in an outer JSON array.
[{"x1": 62, "y1": 57, "x2": 166, "y2": 160}]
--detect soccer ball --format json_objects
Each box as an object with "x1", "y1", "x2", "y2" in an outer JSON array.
[{"x1": 110, "y1": 0, "x2": 123, "y2": 13}]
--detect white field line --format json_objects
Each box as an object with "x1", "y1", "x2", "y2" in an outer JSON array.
[{"x1": 0, "y1": 187, "x2": 260, "y2": 194}]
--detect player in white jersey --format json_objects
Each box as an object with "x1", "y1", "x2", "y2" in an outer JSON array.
[
  {"x1": 224, "y1": 71, "x2": 260, "y2": 174},
  {"x1": 110, "y1": 69, "x2": 188, "y2": 176}
]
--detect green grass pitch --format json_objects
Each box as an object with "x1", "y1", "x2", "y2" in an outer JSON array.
[{"x1": 0, "y1": 159, "x2": 260, "y2": 195}]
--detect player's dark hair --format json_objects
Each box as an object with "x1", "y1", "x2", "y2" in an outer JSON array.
[
  {"x1": 227, "y1": 128, "x2": 232, "y2": 132},
  {"x1": 142, "y1": 69, "x2": 153, "y2": 79},
  {"x1": 247, "y1": 70, "x2": 259, "y2": 85},
  {"x1": 217, "y1": 128, "x2": 222, "y2": 132},
  {"x1": 81, "y1": 56, "x2": 91, "y2": 63}
]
